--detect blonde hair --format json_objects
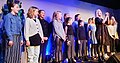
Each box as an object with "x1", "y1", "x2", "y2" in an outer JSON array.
[
  {"x1": 27, "y1": 6, "x2": 38, "y2": 18},
  {"x1": 95, "y1": 9, "x2": 102, "y2": 17},
  {"x1": 52, "y1": 11, "x2": 62, "y2": 21}
]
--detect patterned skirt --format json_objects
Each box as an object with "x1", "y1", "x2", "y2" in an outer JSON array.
[{"x1": 4, "y1": 34, "x2": 21, "y2": 63}]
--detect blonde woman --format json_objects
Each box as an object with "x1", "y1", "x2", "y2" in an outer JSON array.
[
  {"x1": 95, "y1": 9, "x2": 105, "y2": 62},
  {"x1": 24, "y1": 6, "x2": 43, "y2": 63},
  {"x1": 52, "y1": 11, "x2": 66, "y2": 63}
]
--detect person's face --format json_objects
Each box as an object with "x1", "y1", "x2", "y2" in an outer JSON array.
[
  {"x1": 77, "y1": 15, "x2": 81, "y2": 20},
  {"x1": 69, "y1": 19, "x2": 73, "y2": 25},
  {"x1": 98, "y1": 10, "x2": 102, "y2": 16},
  {"x1": 39, "y1": 11, "x2": 45, "y2": 19},
  {"x1": 34, "y1": 9, "x2": 39, "y2": 17},
  {"x1": 89, "y1": 20, "x2": 92, "y2": 24},
  {"x1": 11, "y1": 4, "x2": 20, "y2": 14},
  {"x1": 57, "y1": 12, "x2": 62, "y2": 20}
]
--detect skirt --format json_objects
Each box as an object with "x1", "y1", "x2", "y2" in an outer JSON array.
[{"x1": 4, "y1": 34, "x2": 21, "y2": 63}]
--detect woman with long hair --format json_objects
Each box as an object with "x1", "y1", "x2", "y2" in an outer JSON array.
[
  {"x1": 52, "y1": 11, "x2": 66, "y2": 63},
  {"x1": 24, "y1": 6, "x2": 44, "y2": 63}
]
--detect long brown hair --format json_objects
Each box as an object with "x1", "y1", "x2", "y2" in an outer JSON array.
[{"x1": 27, "y1": 6, "x2": 38, "y2": 18}]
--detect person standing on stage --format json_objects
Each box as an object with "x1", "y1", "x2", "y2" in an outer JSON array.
[
  {"x1": 24, "y1": 6, "x2": 44, "y2": 63},
  {"x1": 87, "y1": 17, "x2": 98, "y2": 60},
  {"x1": 72, "y1": 14, "x2": 81, "y2": 58},
  {"x1": 52, "y1": 11, "x2": 66, "y2": 63},
  {"x1": 77, "y1": 20, "x2": 87, "y2": 61},
  {"x1": 38, "y1": 10, "x2": 50, "y2": 63},
  {"x1": 3, "y1": 2, "x2": 23, "y2": 63},
  {"x1": 95, "y1": 9, "x2": 106, "y2": 62},
  {"x1": 64, "y1": 17, "x2": 76, "y2": 62}
]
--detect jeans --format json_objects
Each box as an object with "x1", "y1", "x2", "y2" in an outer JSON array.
[{"x1": 27, "y1": 46, "x2": 40, "y2": 63}]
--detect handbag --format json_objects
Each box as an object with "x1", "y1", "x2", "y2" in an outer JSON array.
[{"x1": 29, "y1": 33, "x2": 41, "y2": 46}]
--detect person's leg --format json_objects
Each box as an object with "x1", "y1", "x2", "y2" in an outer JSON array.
[
  {"x1": 27, "y1": 46, "x2": 34, "y2": 63},
  {"x1": 59, "y1": 39, "x2": 63, "y2": 62},
  {"x1": 55, "y1": 37, "x2": 59, "y2": 62},
  {"x1": 71, "y1": 38, "x2": 76, "y2": 59},
  {"x1": 34, "y1": 46, "x2": 40, "y2": 63},
  {"x1": 67, "y1": 42, "x2": 71, "y2": 59},
  {"x1": 79, "y1": 40, "x2": 82, "y2": 59},
  {"x1": 42, "y1": 40, "x2": 48, "y2": 63}
]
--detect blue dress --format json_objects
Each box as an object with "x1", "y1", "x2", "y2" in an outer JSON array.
[{"x1": 88, "y1": 24, "x2": 97, "y2": 44}]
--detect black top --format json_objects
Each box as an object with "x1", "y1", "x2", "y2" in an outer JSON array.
[
  {"x1": 39, "y1": 18, "x2": 50, "y2": 37},
  {"x1": 77, "y1": 26, "x2": 87, "y2": 40},
  {"x1": 66, "y1": 25, "x2": 74, "y2": 35},
  {"x1": 95, "y1": 17, "x2": 103, "y2": 36}
]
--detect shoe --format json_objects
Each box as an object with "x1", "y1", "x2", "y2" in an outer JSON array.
[
  {"x1": 81, "y1": 60, "x2": 84, "y2": 63},
  {"x1": 64, "y1": 58, "x2": 68, "y2": 63},
  {"x1": 72, "y1": 58, "x2": 76, "y2": 63},
  {"x1": 104, "y1": 54, "x2": 109, "y2": 59}
]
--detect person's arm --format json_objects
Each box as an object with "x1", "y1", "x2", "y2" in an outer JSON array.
[
  {"x1": 24, "y1": 18, "x2": 30, "y2": 41},
  {"x1": 77, "y1": 27, "x2": 79, "y2": 40},
  {"x1": 64, "y1": 26, "x2": 68, "y2": 35},
  {"x1": 103, "y1": 16, "x2": 109, "y2": 24},
  {"x1": 77, "y1": 28, "x2": 80, "y2": 44},
  {"x1": 88, "y1": 25, "x2": 92, "y2": 39},
  {"x1": 38, "y1": 19, "x2": 44, "y2": 42},
  {"x1": 4, "y1": 15, "x2": 13, "y2": 41},
  {"x1": 19, "y1": 18, "x2": 23, "y2": 42}
]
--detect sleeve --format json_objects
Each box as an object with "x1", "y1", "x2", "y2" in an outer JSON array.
[
  {"x1": 38, "y1": 20, "x2": 43, "y2": 39},
  {"x1": 19, "y1": 18, "x2": 23, "y2": 41},
  {"x1": 88, "y1": 25, "x2": 92, "y2": 31},
  {"x1": 24, "y1": 18, "x2": 30, "y2": 41},
  {"x1": 77, "y1": 28, "x2": 79, "y2": 40},
  {"x1": 46, "y1": 21, "x2": 50, "y2": 37},
  {"x1": 20, "y1": 28, "x2": 23, "y2": 41},
  {"x1": 4, "y1": 15, "x2": 13, "y2": 41}
]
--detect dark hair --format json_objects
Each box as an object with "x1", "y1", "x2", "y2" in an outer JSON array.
[
  {"x1": 8, "y1": 1, "x2": 19, "y2": 12},
  {"x1": 65, "y1": 17, "x2": 72, "y2": 24},
  {"x1": 78, "y1": 20, "x2": 82, "y2": 25},
  {"x1": 75, "y1": 14, "x2": 80, "y2": 21},
  {"x1": 38, "y1": 10, "x2": 45, "y2": 14},
  {"x1": 64, "y1": 13, "x2": 69, "y2": 20}
]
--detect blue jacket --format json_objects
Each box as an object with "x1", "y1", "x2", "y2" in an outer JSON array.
[{"x1": 4, "y1": 13, "x2": 23, "y2": 41}]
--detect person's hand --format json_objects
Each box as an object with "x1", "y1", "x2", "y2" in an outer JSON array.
[
  {"x1": 78, "y1": 40, "x2": 81, "y2": 44},
  {"x1": 63, "y1": 36, "x2": 66, "y2": 42},
  {"x1": 20, "y1": 41, "x2": 23, "y2": 46},
  {"x1": 26, "y1": 40, "x2": 30, "y2": 46},
  {"x1": 44, "y1": 37, "x2": 48, "y2": 40},
  {"x1": 8, "y1": 41, "x2": 14, "y2": 46},
  {"x1": 67, "y1": 41, "x2": 70, "y2": 45},
  {"x1": 41, "y1": 38, "x2": 44, "y2": 44}
]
